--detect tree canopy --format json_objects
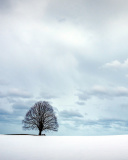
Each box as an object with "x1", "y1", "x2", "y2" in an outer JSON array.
[{"x1": 22, "y1": 101, "x2": 59, "y2": 135}]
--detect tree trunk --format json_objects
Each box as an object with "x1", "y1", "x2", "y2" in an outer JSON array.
[{"x1": 39, "y1": 130, "x2": 42, "y2": 135}]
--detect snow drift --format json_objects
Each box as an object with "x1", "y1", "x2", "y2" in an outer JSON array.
[{"x1": 0, "y1": 135, "x2": 128, "y2": 160}]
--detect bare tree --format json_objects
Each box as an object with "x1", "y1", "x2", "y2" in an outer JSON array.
[{"x1": 22, "y1": 101, "x2": 59, "y2": 135}]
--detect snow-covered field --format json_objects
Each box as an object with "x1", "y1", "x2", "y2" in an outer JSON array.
[{"x1": 0, "y1": 135, "x2": 128, "y2": 160}]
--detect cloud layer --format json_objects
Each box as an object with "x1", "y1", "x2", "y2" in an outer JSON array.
[{"x1": 0, "y1": 0, "x2": 128, "y2": 135}]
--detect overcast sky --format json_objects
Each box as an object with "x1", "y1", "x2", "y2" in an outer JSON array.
[{"x1": 0, "y1": 0, "x2": 128, "y2": 135}]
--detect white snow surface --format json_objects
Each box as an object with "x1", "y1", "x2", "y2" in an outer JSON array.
[{"x1": 0, "y1": 135, "x2": 128, "y2": 160}]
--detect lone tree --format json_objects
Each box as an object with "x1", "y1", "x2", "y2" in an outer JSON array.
[{"x1": 22, "y1": 101, "x2": 59, "y2": 135}]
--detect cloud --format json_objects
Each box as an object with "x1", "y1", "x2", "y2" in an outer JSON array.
[
  {"x1": 40, "y1": 92, "x2": 58, "y2": 100},
  {"x1": 0, "y1": 108, "x2": 12, "y2": 115},
  {"x1": 0, "y1": 102, "x2": 29, "y2": 124},
  {"x1": 0, "y1": 89, "x2": 32, "y2": 100},
  {"x1": 115, "y1": 87, "x2": 128, "y2": 97},
  {"x1": 103, "y1": 59, "x2": 128, "y2": 69},
  {"x1": 59, "y1": 110, "x2": 83, "y2": 118},
  {"x1": 0, "y1": 0, "x2": 10, "y2": 11},
  {"x1": 76, "y1": 101, "x2": 85, "y2": 106},
  {"x1": 0, "y1": 79, "x2": 9, "y2": 85},
  {"x1": 77, "y1": 91, "x2": 91, "y2": 101},
  {"x1": 7, "y1": 88, "x2": 32, "y2": 99},
  {"x1": 92, "y1": 85, "x2": 108, "y2": 97},
  {"x1": 12, "y1": 103, "x2": 29, "y2": 110},
  {"x1": 0, "y1": 108, "x2": 16, "y2": 123},
  {"x1": 78, "y1": 85, "x2": 128, "y2": 101},
  {"x1": 83, "y1": 118, "x2": 128, "y2": 130},
  {"x1": 0, "y1": 92, "x2": 6, "y2": 98},
  {"x1": 72, "y1": 118, "x2": 128, "y2": 129}
]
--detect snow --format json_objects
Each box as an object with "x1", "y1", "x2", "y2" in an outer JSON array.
[{"x1": 0, "y1": 135, "x2": 128, "y2": 160}]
